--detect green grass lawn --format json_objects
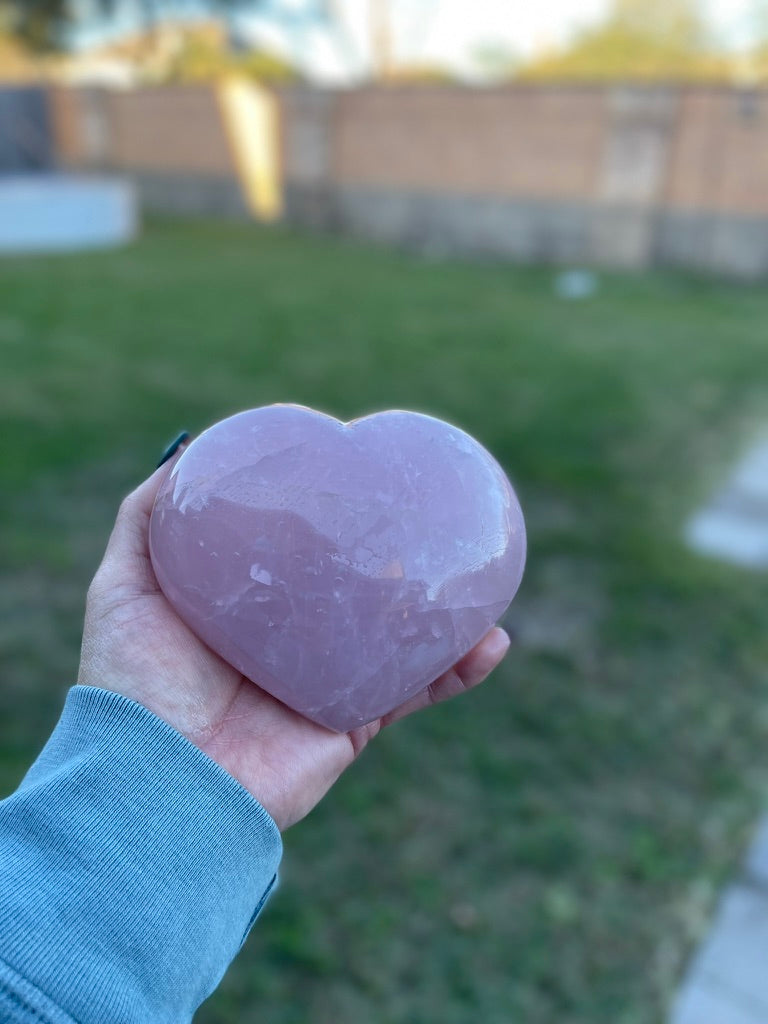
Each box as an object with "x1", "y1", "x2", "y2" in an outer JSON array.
[{"x1": 3, "y1": 219, "x2": 768, "y2": 1023}]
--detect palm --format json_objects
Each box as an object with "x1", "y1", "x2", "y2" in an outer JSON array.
[{"x1": 80, "y1": 578, "x2": 359, "y2": 830}]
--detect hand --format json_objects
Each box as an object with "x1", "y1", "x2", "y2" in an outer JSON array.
[{"x1": 78, "y1": 449, "x2": 511, "y2": 830}]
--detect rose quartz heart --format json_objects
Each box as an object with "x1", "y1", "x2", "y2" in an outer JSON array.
[{"x1": 149, "y1": 405, "x2": 525, "y2": 732}]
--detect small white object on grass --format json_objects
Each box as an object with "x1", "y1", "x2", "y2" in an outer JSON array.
[{"x1": 553, "y1": 269, "x2": 598, "y2": 300}]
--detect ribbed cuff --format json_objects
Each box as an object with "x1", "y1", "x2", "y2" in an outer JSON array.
[{"x1": 0, "y1": 685, "x2": 283, "y2": 1024}]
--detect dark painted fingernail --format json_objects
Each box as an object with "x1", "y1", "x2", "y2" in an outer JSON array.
[{"x1": 156, "y1": 431, "x2": 190, "y2": 468}]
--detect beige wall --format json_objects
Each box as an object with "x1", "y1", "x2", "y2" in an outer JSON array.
[
  {"x1": 664, "y1": 90, "x2": 768, "y2": 214},
  {"x1": 48, "y1": 82, "x2": 768, "y2": 273},
  {"x1": 51, "y1": 84, "x2": 237, "y2": 175},
  {"x1": 280, "y1": 83, "x2": 768, "y2": 217},
  {"x1": 327, "y1": 87, "x2": 606, "y2": 200},
  {"x1": 51, "y1": 82, "x2": 768, "y2": 216}
]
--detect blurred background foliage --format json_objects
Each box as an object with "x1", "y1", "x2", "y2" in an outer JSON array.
[{"x1": 4, "y1": 0, "x2": 768, "y2": 84}]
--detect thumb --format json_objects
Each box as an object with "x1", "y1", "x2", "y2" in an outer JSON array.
[{"x1": 96, "y1": 437, "x2": 189, "y2": 593}]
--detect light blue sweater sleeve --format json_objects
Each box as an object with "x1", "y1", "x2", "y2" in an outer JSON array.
[{"x1": 0, "y1": 685, "x2": 283, "y2": 1024}]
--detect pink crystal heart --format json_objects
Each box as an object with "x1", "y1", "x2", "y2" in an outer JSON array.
[{"x1": 149, "y1": 405, "x2": 526, "y2": 732}]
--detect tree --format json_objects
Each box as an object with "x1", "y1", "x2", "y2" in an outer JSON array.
[
  {"x1": 5, "y1": 0, "x2": 70, "y2": 50},
  {"x1": 128, "y1": 0, "x2": 256, "y2": 35},
  {"x1": 5, "y1": 0, "x2": 251, "y2": 52},
  {"x1": 469, "y1": 42, "x2": 520, "y2": 83},
  {"x1": 4, "y1": 0, "x2": 124, "y2": 50},
  {"x1": 159, "y1": 22, "x2": 299, "y2": 84},
  {"x1": 518, "y1": 0, "x2": 731, "y2": 81},
  {"x1": 743, "y1": 0, "x2": 768, "y2": 81}
]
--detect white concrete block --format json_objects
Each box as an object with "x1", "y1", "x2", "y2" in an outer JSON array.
[
  {"x1": 686, "y1": 440, "x2": 768, "y2": 567},
  {"x1": 672, "y1": 976, "x2": 767, "y2": 1024},
  {"x1": 0, "y1": 175, "x2": 138, "y2": 253},
  {"x1": 679, "y1": 884, "x2": 768, "y2": 1011},
  {"x1": 744, "y1": 816, "x2": 768, "y2": 889}
]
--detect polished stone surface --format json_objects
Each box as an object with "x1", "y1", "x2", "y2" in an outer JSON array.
[{"x1": 149, "y1": 405, "x2": 526, "y2": 731}]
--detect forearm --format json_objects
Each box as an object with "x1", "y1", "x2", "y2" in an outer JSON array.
[{"x1": 0, "y1": 686, "x2": 282, "y2": 1024}]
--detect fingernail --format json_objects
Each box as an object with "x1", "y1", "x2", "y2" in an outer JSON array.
[
  {"x1": 486, "y1": 627, "x2": 511, "y2": 660},
  {"x1": 156, "y1": 431, "x2": 190, "y2": 468}
]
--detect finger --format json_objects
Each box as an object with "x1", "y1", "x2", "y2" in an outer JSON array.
[
  {"x1": 96, "y1": 436, "x2": 190, "y2": 589},
  {"x1": 157, "y1": 430, "x2": 191, "y2": 468},
  {"x1": 379, "y1": 626, "x2": 511, "y2": 728}
]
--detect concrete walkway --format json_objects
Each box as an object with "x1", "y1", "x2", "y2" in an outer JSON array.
[
  {"x1": 685, "y1": 438, "x2": 768, "y2": 567},
  {"x1": 674, "y1": 439, "x2": 768, "y2": 1022},
  {"x1": 672, "y1": 820, "x2": 768, "y2": 1023}
]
